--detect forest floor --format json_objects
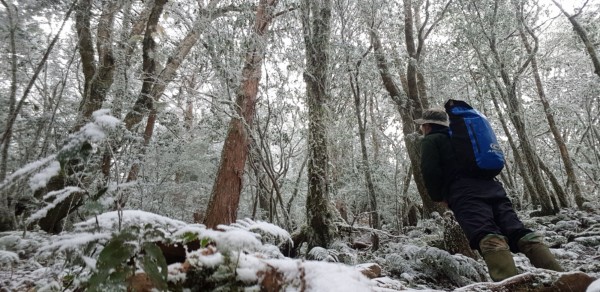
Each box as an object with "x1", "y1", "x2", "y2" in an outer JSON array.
[{"x1": 1, "y1": 203, "x2": 600, "y2": 291}]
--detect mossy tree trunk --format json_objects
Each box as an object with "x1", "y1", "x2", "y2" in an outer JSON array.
[{"x1": 301, "y1": 0, "x2": 336, "y2": 249}]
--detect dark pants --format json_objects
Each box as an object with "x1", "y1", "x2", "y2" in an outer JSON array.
[{"x1": 447, "y1": 177, "x2": 532, "y2": 252}]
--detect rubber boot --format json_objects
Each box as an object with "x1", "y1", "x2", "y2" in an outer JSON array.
[
  {"x1": 518, "y1": 232, "x2": 564, "y2": 272},
  {"x1": 479, "y1": 234, "x2": 519, "y2": 282}
]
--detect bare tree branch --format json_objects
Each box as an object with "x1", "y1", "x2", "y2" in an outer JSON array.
[
  {"x1": 0, "y1": 0, "x2": 77, "y2": 153},
  {"x1": 551, "y1": 0, "x2": 600, "y2": 77}
]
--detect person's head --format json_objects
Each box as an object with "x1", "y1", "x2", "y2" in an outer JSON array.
[{"x1": 414, "y1": 108, "x2": 449, "y2": 135}]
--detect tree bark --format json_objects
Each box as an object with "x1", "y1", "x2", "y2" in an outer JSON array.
[
  {"x1": 74, "y1": 0, "x2": 95, "y2": 116},
  {"x1": 500, "y1": 74, "x2": 555, "y2": 216},
  {"x1": 73, "y1": 0, "x2": 120, "y2": 131},
  {"x1": 111, "y1": 2, "x2": 152, "y2": 119},
  {"x1": 203, "y1": 0, "x2": 279, "y2": 228},
  {"x1": 300, "y1": 0, "x2": 336, "y2": 248},
  {"x1": 403, "y1": 0, "x2": 422, "y2": 113},
  {"x1": 123, "y1": 0, "x2": 168, "y2": 184},
  {"x1": 123, "y1": 0, "x2": 168, "y2": 132}
]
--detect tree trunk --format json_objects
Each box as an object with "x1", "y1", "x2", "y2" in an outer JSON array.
[
  {"x1": 518, "y1": 24, "x2": 585, "y2": 208},
  {"x1": 123, "y1": 0, "x2": 167, "y2": 132},
  {"x1": 350, "y1": 69, "x2": 379, "y2": 229},
  {"x1": 300, "y1": 0, "x2": 336, "y2": 249},
  {"x1": 203, "y1": 0, "x2": 279, "y2": 228},
  {"x1": 402, "y1": 0, "x2": 438, "y2": 217},
  {"x1": 402, "y1": 0, "x2": 422, "y2": 114},
  {"x1": 0, "y1": 0, "x2": 17, "y2": 184},
  {"x1": 0, "y1": 0, "x2": 77, "y2": 233},
  {"x1": 368, "y1": 96, "x2": 382, "y2": 164},
  {"x1": 0, "y1": 0, "x2": 18, "y2": 231},
  {"x1": 123, "y1": 0, "x2": 168, "y2": 184},
  {"x1": 464, "y1": 0, "x2": 557, "y2": 215},
  {"x1": 369, "y1": 0, "x2": 451, "y2": 218},
  {"x1": 0, "y1": 0, "x2": 76, "y2": 176},
  {"x1": 73, "y1": 0, "x2": 120, "y2": 131},
  {"x1": 489, "y1": 91, "x2": 538, "y2": 205},
  {"x1": 249, "y1": 140, "x2": 272, "y2": 221},
  {"x1": 551, "y1": 0, "x2": 600, "y2": 78},
  {"x1": 111, "y1": 2, "x2": 152, "y2": 120},
  {"x1": 370, "y1": 30, "x2": 442, "y2": 218},
  {"x1": 502, "y1": 89, "x2": 556, "y2": 215},
  {"x1": 123, "y1": 3, "x2": 245, "y2": 192},
  {"x1": 536, "y1": 154, "x2": 569, "y2": 208},
  {"x1": 124, "y1": 2, "x2": 250, "y2": 130},
  {"x1": 74, "y1": 0, "x2": 95, "y2": 117},
  {"x1": 29, "y1": 0, "x2": 120, "y2": 233},
  {"x1": 346, "y1": 46, "x2": 379, "y2": 229}
]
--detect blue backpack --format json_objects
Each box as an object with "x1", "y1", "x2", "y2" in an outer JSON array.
[{"x1": 444, "y1": 99, "x2": 504, "y2": 179}]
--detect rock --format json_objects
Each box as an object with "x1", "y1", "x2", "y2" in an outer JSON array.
[
  {"x1": 352, "y1": 241, "x2": 370, "y2": 250},
  {"x1": 127, "y1": 273, "x2": 154, "y2": 292},
  {"x1": 356, "y1": 263, "x2": 382, "y2": 279},
  {"x1": 581, "y1": 202, "x2": 599, "y2": 213},
  {"x1": 258, "y1": 267, "x2": 285, "y2": 292},
  {"x1": 547, "y1": 272, "x2": 596, "y2": 292},
  {"x1": 156, "y1": 240, "x2": 201, "y2": 264}
]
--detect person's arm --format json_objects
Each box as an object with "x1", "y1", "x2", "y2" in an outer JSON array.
[{"x1": 420, "y1": 136, "x2": 444, "y2": 202}]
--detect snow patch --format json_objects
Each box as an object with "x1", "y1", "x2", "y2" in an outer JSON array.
[
  {"x1": 0, "y1": 250, "x2": 19, "y2": 265},
  {"x1": 28, "y1": 161, "x2": 61, "y2": 191},
  {"x1": 587, "y1": 277, "x2": 600, "y2": 292},
  {"x1": 92, "y1": 109, "x2": 121, "y2": 129},
  {"x1": 74, "y1": 210, "x2": 188, "y2": 231},
  {"x1": 26, "y1": 187, "x2": 84, "y2": 224},
  {"x1": 0, "y1": 155, "x2": 56, "y2": 190}
]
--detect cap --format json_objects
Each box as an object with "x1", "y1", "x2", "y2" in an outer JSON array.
[{"x1": 414, "y1": 109, "x2": 449, "y2": 127}]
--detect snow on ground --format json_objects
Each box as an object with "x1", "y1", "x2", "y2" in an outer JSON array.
[
  {"x1": 1, "y1": 206, "x2": 600, "y2": 291},
  {"x1": 588, "y1": 278, "x2": 600, "y2": 292}
]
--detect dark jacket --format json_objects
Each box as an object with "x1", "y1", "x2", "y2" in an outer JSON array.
[
  {"x1": 420, "y1": 127, "x2": 457, "y2": 202},
  {"x1": 420, "y1": 126, "x2": 531, "y2": 251}
]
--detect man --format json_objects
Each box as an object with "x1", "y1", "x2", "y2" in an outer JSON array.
[{"x1": 415, "y1": 108, "x2": 563, "y2": 282}]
